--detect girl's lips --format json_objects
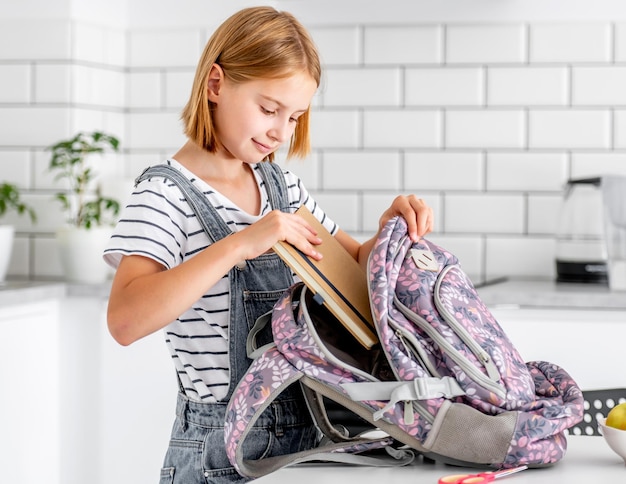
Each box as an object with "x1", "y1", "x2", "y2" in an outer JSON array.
[{"x1": 253, "y1": 139, "x2": 273, "y2": 154}]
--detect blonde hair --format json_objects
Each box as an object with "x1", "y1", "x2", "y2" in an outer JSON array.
[{"x1": 181, "y1": 6, "x2": 321, "y2": 161}]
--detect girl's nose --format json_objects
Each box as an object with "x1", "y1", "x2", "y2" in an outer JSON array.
[{"x1": 269, "y1": 118, "x2": 292, "y2": 143}]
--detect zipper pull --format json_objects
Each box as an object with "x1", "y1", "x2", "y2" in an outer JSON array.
[
  {"x1": 480, "y1": 352, "x2": 501, "y2": 382},
  {"x1": 403, "y1": 401, "x2": 415, "y2": 425},
  {"x1": 396, "y1": 330, "x2": 409, "y2": 353}
]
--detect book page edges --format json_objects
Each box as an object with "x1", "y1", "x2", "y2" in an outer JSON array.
[{"x1": 273, "y1": 240, "x2": 378, "y2": 349}]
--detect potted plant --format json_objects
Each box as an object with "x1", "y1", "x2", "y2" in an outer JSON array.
[
  {"x1": 0, "y1": 182, "x2": 36, "y2": 281},
  {"x1": 47, "y1": 131, "x2": 121, "y2": 284}
]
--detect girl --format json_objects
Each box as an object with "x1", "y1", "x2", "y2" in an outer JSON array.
[{"x1": 104, "y1": 6, "x2": 433, "y2": 483}]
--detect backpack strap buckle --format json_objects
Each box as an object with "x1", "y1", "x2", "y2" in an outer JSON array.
[{"x1": 341, "y1": 377, "x2": 465, "y2": 422}]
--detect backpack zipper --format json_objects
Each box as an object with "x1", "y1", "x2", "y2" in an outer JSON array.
[
  {"x1": 393, "y1": 328, "x2": 439, "y2": 426},
  {"x1": 383, "y1": 329, "x2": 436, "y2": 425},
  {"x1": 393, "y1": 295, "x2": 506, "y2": 400},
  {"x1": 389, "y1": 235, "x2": 502, "y2": 387},
  {"x1": 394, "y1": 328, "x2": 441, "y2": 379},
  {"x1": 434, "y1": 265, "x2": 501, "y2": 383}
]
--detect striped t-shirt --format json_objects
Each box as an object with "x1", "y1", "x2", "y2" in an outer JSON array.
[{"x1": 103, "y1": 159, "x2": 338, "y2": 403}]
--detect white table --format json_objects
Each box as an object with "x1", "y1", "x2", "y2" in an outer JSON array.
[{"x1": 256, "y1": 436, "x2": 624, "y2": 483}]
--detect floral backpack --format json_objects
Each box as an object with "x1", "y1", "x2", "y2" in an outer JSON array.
[{"x1": 224, "y1": 216, "x2": 585, "y2": 479}]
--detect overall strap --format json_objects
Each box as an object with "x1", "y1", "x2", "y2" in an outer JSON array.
[
  {"x1": 135, "y1": 162, "x2": 291, "y2": 243},
  {"x1": 135, "y1": 162, "x2": 294, "y2": 398},
  {"x1": 135, "y1": 164, "x2": 230, "y2": 243},
  {"x1": 256, "y1": 161, "x2": 290, "y2": 213}
]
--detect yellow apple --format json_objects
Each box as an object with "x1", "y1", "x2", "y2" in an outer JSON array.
[{"x1": 606, "y1": 402, "x2": 626, "y2": 431}]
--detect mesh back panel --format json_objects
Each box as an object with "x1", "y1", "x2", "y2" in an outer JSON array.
[{"x1": 428, "y1": 403, "x2": 517, "y2": 465}]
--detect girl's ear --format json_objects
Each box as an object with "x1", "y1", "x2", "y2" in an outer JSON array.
[{"x1": 207, "y1": 63, "x2": 224, "y2": 102}]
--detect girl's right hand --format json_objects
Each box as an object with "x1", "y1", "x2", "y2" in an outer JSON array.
[
  {"x1": 236, "y1": 209, "x2": 323, "y2": 261},
  {"x1": 108, "y1": 209, "x2": 322, "y2": 346}
]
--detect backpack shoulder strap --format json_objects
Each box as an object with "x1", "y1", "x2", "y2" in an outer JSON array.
[{"x1": 225, "y1": 346, "x2": 414, "y2": 479}]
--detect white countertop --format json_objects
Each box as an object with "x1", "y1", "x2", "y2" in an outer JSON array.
[
  {"x1": 476, "y1": 279, "x2": 626, "y2": 310},
  {"x1": 3, "y1": 277, "x2": 625, "y2": 311},
  {"x1": 256, "y1": 436, "x2": 624, "y2": 483},
  {"x1": 0, "y1": 279, "x2": 110, "y2": 307}
]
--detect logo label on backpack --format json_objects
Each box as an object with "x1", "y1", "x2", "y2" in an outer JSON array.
[{"x1": 410, "y1": 249, "x2": 439, "y2": 271}]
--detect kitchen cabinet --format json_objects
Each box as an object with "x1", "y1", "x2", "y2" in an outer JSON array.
[
  {"x1": 98, "y1": 302, "x2": 177, "y2": 484},
  {"x1": 67, "y1": 291, "x2": 177, "y2": 484},
  {"x1": 0, "y1": 294, "x2": 110, "y2": 484},
  {"x1": 478, "y1": 279, "x2": 626, "y2": 391},
  {"x1": 0, "y1": 287, "x2": 176, "y2": 484},
  {"x1": 492, "y1": 307, "x2": 626, "y2": 390},
  {"x1": 0, "y1": 298, "x2": 61, "y2": 484},
  {"x1": 58, "y1": 295, "x2": 109, "y2": 484}
]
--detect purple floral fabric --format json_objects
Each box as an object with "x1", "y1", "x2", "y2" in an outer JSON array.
[
  {"x1": 225, "y1": 216, "x2": 584, "y2": 476},
  {"x1": 225, "y1": 285, "x2": 393, "y2": 477},
  {"x1": 368, "y1": 216, "x2": 584, "y2": 466}
]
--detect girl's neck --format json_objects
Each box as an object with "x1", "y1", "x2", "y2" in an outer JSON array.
[
  {"x1": 173, "y1": 141, "x2": 241, "y2": 180},
  {"x1": 172, "y1": 141, "x2": 261, "y2": 215}
]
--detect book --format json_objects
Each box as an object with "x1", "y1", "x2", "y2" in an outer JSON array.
[{"x1": 272, "y1": 206, "x2": 378, "y2": 349}]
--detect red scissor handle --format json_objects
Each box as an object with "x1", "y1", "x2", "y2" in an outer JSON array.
[
  {"x1": 438, "y1": 472, "x2": 494, "y2": 484},
  {"x1": 438, "y1": 465, "x2": 528, "y2": 484}
]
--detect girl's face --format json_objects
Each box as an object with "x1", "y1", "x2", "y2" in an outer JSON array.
[{"x1": 208, "y1": 67, "x2": 317, "y2": 163}]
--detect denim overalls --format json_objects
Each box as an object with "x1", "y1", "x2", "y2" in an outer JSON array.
[{"x1": 136, "y1": 163, "x2": 318, "y2": 484}]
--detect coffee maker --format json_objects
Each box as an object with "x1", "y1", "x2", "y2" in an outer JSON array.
[{"x1": 555, "y1": 177, "x2": 608, "y2": 284}]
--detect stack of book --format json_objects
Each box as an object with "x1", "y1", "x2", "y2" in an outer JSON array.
[{"x1": 272, "y1": 206, "x2": 378, "y2": 349}]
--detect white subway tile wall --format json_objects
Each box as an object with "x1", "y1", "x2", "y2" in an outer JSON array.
[
  {"x1": 363, "y1": 26, "x2": 442, "y2": 64},
  {"x1": 0, "y1": 19, "x2": 71, "y2": 60},
  {"x1": 405, "y1": 68, "x2": 484, "y2": 106},
  {"x1": 128, "y1": 30, "x2": 203, "y2": 68},
  {"x1": 528, "y1": 110, "x2": 611, "y2": 149},
  {"x1": 0, "y1": 65, "x2": 30, "y2": 103},
  {"x1": 405, "y1": 152, "x2": 484, "y2": 191},
  {"x1": 324, "y1": 68, "x2": 402, "y2": 106},
  {"x1": 446, "y1": 110, "x2": 525, "y2": 149},
  {"x1": 3, "y1": 16, "x2": 626, "y2": 282},
  {"x1": 322, "y1": 151, "x2": 402, "y2": 190},
  {"x1": 529, "y1": 24, "x2": 612, "y2": 63},
  {"x1": 446, "y1": 25, "x2": 527, "y2": 64},
  {"x1": 486, "y1": 153, "x2": 567, "y2": 191},
  {"x1": 34, "y1": 65, "x2": 72, "y2": 103},
  {"x1": 488, "y1": 67, "x2": 569, "y2": 106},
  {"x1": 363, "y1": 110, "x2": 441, "y2": 148}
]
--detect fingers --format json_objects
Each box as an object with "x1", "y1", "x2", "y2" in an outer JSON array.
[
  {"x1": 260, "y1": 210, "x2": 323, "y2": 260},
  {"x1": 405, "y1": 195, "x2": 434, "y2": 241},
  {"x1": 383, "y1": 195, "x2": 434, "y2": 242},
  {"x1": 291, "y1": 214, "x2": 324, "y2": 260}
]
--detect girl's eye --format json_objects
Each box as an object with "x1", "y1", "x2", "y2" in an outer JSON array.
[{"x1": 261, "y1": 107, "x2": 276, "y2": 116}]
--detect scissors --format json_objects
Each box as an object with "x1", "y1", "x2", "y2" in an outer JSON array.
[{"x1": 438, "y1": 465, "x2": 528, "y2": 484}]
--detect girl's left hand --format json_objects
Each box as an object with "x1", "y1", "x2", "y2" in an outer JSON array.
[{"x1": 379, "y1": 195, "x2": 434, "y2": 242}]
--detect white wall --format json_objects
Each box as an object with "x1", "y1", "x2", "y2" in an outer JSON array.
[
  {"x1": 0, "y1": 0, "x2": 127, "y2": 27},
  {"x1": 122, "y1": 0, "x2": 626, "y2": 26},
  {"x1": 283, "y1": 0, "x2": 626, "y2": 24},
  {"x1": 3, "y1": 0, "x2": 626, "y2": 282}
]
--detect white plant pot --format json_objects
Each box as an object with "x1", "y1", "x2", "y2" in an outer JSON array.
[
  {"x1": 0, "y1": 225, "x2": 15, "y2": 282},
  {"x1": 56, "y1": 225, "x2": 112, "y2": 284}
]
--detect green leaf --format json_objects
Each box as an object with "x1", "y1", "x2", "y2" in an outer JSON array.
[
  {"x1": 46, "y1": 131, "x2": 121, "y2": 229},
  {"x1": 0, "y1": 183, "x2": 37, "y2": 222}
]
